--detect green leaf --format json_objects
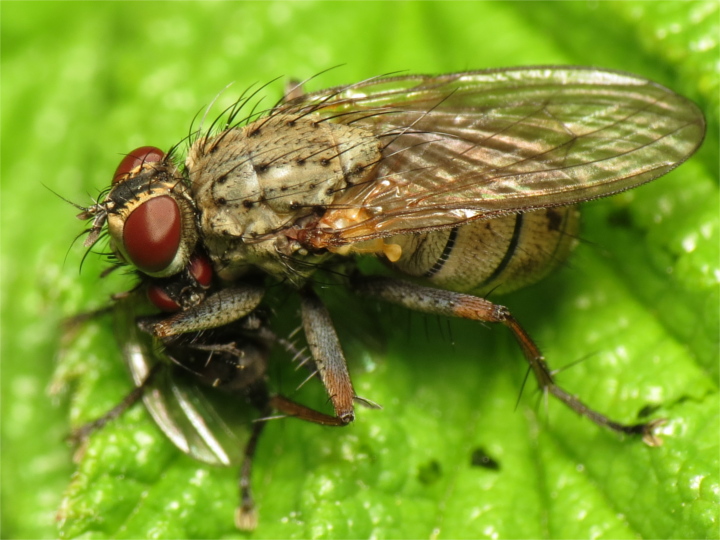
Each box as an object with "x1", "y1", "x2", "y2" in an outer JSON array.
[{"x1": 2, "y1": 2, "x2": 717, "y2": 539}]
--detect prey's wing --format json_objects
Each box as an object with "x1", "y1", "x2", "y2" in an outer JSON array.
[{"x1": 113, "y1": 294, "x2": 253, "y2": 466}]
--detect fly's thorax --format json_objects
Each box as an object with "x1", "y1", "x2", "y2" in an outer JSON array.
[
  {"x1": 187, "y1": 115, "x2": 382, "y2": 280},
  {"x1": 388, "y1": 206, "x2": 580, "y2": 295},
  {"x1": 105, "y1": 158, "x2": 199, "y2": 278},
  {"x1": 201, "y1": 232, "x2": 333, "y2": 284}
]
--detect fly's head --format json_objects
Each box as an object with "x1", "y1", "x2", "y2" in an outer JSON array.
[
  {"x1": 79, "y1": 146, "x2": 214, "y2": 312},
  {"x1": 80, "y1": 146, "x2": 200, "y2": 277}
]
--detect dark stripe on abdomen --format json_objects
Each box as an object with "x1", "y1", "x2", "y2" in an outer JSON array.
[
  {"x1": 423, "y1": 226, "x2": 459, "y2": 278},
  {"x1": 480, "y1": 213, "x2": 524, "y2": 287}
]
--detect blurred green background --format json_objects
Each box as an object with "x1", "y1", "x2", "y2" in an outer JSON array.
[{"x1": 2, "y1": 2, "x2": 718, "y2": 539}]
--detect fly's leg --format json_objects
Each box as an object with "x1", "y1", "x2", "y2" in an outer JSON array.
[
  {"x1": 283, "y1": 79, "x2": 305, "y2": 101},
  {"x1": 353, "y1": 276, "x2": 664, "y2": 446},
  {"x1": 142, "y1": 286, "x2": 265, "y2": 338},
  {"x1": 300, "y1": 289, "x2": 357, "y2": 423},
  {"x1": 269, "y1": 394, "x2": 348, "y2": 426},
  {"x1": 255, "y1": 312, "x2": 380, "y2": 419},
  {"x1": 69, "y1": 363, "x2": 162, "y2": 445}
]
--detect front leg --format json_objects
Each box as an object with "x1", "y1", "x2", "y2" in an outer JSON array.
[
  {"x1": 143, "y1": 285, "x2": 265, "y2": 338},
  {"x1": 353, "y1": 276, "x2": 664, "y2": 446}
]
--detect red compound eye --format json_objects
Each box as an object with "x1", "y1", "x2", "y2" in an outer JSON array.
[
  {"x1": 147, "y1": 283, "x2": 181, "y2": 312},
  {"x1": 113, "y1": 146, "x2": 165, "y2": 184},
  {"x1": 187, "y1": 254, "x2": 213, "y2": 288},
  {"x1": 123, "y1": 195, "x2": 182, "y2": 274}
]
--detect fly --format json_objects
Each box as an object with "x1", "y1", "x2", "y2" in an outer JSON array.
[{"x1": 74, "y1": 66, "x2": 706, "y2": 529}]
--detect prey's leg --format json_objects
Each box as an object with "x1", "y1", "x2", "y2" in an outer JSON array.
[
  {"x1": 234, "y1": 414, "x2": 266, "y2": 531},
  {"x1": 69, "y1": 363, "x2": 162, "y2": 444},
  {"x1": 233, "y1": 393, "x2": 349, "y2": 530}
]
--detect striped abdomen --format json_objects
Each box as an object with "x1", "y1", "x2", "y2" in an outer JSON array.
[{"x1": 388, "y1": 207, "x2": 579, "y2": 295}]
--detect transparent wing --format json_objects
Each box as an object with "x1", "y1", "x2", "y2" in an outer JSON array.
[
  {"x1": 113, "y1": 294, "x2": 254, "y2": 466},
  {"x1": 281, "y1": 67, "x2": 705, "y2": 244}
]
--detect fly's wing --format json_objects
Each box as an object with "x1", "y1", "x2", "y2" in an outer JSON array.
[
  {"x1": 112, "y1": 294, "x2": 254, "y2": 466},
  {"x1": 283, "y1": 67, "x2": 705, "y2": 244}
]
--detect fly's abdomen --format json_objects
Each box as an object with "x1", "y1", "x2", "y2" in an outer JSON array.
[{"x1": 389, "y1": 207, "x2": 579, "y2": 295}]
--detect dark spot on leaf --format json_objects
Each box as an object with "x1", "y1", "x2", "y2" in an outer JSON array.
[
  {"x1": 417, "y1": 459, "x2": 442, "y2": 485},
  {"x1": 637, "y1": 404, "x2": 661, "y2": 419},
  {"x1": 470, "y1": 448, "x2": 500, "y2": 471},
  {"x1": 607, "y1": 207, "x2": 633, "y2": 228}
]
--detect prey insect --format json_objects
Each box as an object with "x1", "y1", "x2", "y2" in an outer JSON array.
[
  {"x1": 68, "y1": 260, "x2": 345, "y2": 530},
  {"x1": 75, "y1": 66, "x2": 705, "y2": 528}
]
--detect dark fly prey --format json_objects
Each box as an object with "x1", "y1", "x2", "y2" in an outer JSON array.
[
  {"x1": 68, "y1": 264, "x2": 343, "y2": 530},
  {"x1": 75, "y1": 67, "x2": 705, "y2": 529}
]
